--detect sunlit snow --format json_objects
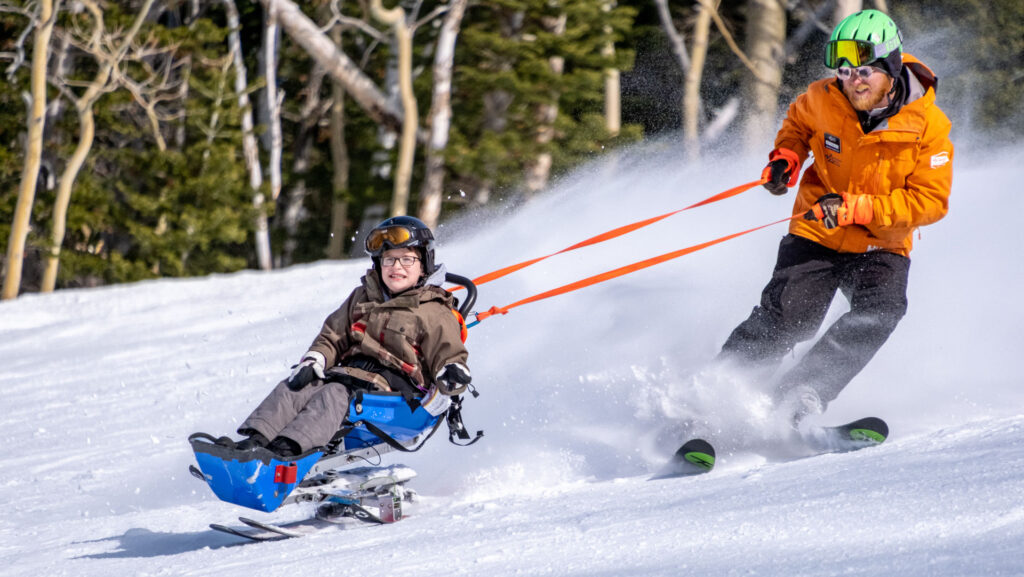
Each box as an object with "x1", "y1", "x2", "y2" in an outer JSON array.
[{"x1": 2, "y1": 139, "x2": 1022, "y2": 576}]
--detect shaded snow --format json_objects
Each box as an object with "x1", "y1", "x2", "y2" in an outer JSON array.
[{"x1": 2, "y1": 141, "x2": 1023, "y2": 576}]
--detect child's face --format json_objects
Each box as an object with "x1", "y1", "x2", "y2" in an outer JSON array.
[{"x1": 379, "y1": 247, "x2": 424, "y2": 294}]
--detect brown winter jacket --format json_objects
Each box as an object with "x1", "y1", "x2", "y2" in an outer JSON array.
[
  {"x1": 306, "y1": 269, "x2": 469, "y2": 394},
  {"x1": 777, "y1": 53, "x2": 954, "y2": 256}
]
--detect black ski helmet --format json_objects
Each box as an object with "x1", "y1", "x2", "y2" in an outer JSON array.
[{"x1": 364, "y1": 215, "x2": 436, "y2": 275}]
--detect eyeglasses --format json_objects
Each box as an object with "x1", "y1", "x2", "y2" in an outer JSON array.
[
  {"x1": 835, "y1": 66, "x2": 878, "y2": 81},
  {"x1": 381, "y1": 255, "x2": 421, "y2": 268}
]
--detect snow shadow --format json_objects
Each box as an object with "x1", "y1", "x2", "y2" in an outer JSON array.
[{"x1": 75, "y1": 527, "x2": 242, "y2": 559}]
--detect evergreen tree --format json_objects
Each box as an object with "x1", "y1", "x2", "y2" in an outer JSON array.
[{"x1": 448, "y1": 0, "x2": 640, "y2": 204}]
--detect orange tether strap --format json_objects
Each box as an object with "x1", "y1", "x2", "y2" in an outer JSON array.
[
  {"x1": 471, "y1": 214, "x2": 800, "y2": 325},
  {"x1": 458, "y1": 177, "x2": 767, "y2": 290}
]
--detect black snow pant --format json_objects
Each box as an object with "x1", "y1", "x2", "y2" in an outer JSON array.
[{"x1": 718, "y1": 234, "x2": 910, "y2": 407}]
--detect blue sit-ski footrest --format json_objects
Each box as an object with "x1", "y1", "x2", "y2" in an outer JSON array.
[{"x1": 189, "y1": 434, "x2": 323, "y2": 512}]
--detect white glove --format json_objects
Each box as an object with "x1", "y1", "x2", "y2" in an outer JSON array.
[
  {"x1": 434, "y1": 363, "x2": 471, "y2": 395},
  {"x1": 421, "y1": 386, "x2": 452, "y2": 417},
  {"x1": 287, "y1": 351, "x2": 326, "y2": 391}
]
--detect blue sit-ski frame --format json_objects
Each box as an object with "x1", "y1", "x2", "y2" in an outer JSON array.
[{"x1": 190, "y1": 393, "x2": 438, "y2": 512}]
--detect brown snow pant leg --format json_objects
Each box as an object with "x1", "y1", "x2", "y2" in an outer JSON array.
[{"x1": 239, "y1": 380, "x2": 351, "y2": 452}]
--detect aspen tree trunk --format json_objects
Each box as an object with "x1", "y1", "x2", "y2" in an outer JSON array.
[
  {"x1": 653, "y1": 0, "x2": 698, "y2": 150},
  {"x1": 417, "y1": 0, "x2": 468, "y2": 230},
  {"x1": 326, "y1": 26, "x2": 350, "y2": 260},
  {"x1": 524, "y1": 12, "x2": 566, "y2": 197},
  {"x1": 41, "y1": 0, "x2": 158, "y2": 292},
  {"x1": 742, "y1": 0, "x2": 786, "y2": 154},
  {"x1": 264, "y1": 6, "x2": 283, "y2": 207},
  {"x1": 602, "y1": 1, "x2": 620, "y2": 137},
  {"x1": 280, "y1": 66, "x2": 325, "y2": 266},
  {"x1": 684, "y1": 2, "x2": 714, "y2": 159},
  {"x1": 370, "y1": 0, "x2": 416, "y2": 218},
  {"x1": 3, "y1": 0, "x2": 56, "y2": 300},
  {"x1": 834, "y1": 0, "x2": 863, "y2": 23},
  {"x1": 326, "y1": 88, "x2": 350, "y2": 259},
  {"x1": 223, "y1": 0, "x2": 271, "y2": 272}
]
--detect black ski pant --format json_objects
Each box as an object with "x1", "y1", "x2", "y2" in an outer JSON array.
[{"x1": 718, "y1": 234, "x2": 910, "y2": 407}]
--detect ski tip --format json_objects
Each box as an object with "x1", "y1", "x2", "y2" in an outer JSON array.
[
  {"x1": 672, "y1": 438, "x2": 716, "y2": 471},
  {"x1": 843, "y1": 417, "x2": 888, "y2": 444},
  {"x1": 650, "y1": 438, "x2": 716, "y2": 481},
  {"x1": 681, "y1": 439, "x2": 716, "y2": 470}
]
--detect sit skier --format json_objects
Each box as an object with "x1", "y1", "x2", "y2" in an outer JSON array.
[
  {"x1": 217, "y1": 216, "x2": 472, "y2": 458},
  {"x1": 717, "y1": 10, "x2": 953, "y2": 427}
]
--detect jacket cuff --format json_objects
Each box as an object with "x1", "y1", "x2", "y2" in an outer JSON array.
[
  {"x1": 768, "y1": 148, "x2": 802, "y2": 187},
  {"x1": 302, "y1": 350, "x2": 327, "y2": 368},
  {"x1": 842, "y1": 193, "x2": 874, "y2": 225}
]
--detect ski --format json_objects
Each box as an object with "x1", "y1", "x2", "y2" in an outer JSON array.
[
  {"x1": 652, "y1": 438, "x2": 716, "y2": 480},
  {"x1": 803, "y1": 416, "x2": 888, "y2": 453},
  {"x1": 830, "y1": 416, "x2": 888, "y2": 443},
  {"x1": 209, "y1": 498, "x2": 395, "y2": 543},
  {"x1": 238, "y1": 517, "x2": 310, "y2": 539},
  {"x1": 210, "y1": 523, "x2": 289, "y2": 543}
]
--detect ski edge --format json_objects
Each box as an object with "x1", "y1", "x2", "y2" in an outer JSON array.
[
  {"x1": 209, "y1": 523, "x2": 288, "y2": 543},
  {"x1": 238, "y1": 517, "x2": 307, "y2": 539}
]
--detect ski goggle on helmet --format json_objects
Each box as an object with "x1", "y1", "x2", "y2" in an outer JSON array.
[
  {"x1": 824, "y1": 10, "x2": 902, "y2": 69},
  {"x1": 364, "y1": 216, "x2": 434, "y2": 257}
]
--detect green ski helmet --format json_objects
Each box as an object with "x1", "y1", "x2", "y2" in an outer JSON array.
[{"x1": 824, "y1": 9, "x2": 903, "y2": 77}]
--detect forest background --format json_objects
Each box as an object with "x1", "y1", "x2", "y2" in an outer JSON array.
[{"x1": 1, "y1": 0, "x2": 1020, "y2": 298}]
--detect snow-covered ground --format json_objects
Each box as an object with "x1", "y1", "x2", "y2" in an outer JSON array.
[{"x1": 2, "y1": 140, "x2": 1023, "y2": 576}]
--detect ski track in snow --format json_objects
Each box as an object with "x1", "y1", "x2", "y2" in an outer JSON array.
[{"x1": 2, "y1": 142, "x2": 1023, "y2": 576}]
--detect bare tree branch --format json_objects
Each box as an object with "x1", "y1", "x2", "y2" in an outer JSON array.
[
  {"x1": 2, "y1": 2, "x2": 45, "y2": 80},
  {"x1": 653, "y1": 0, "x2": 690, "y2": 73},
  {"x1": 40, "y1": 0, "x2": 165, "y2": 292},
  {"x1": 697, "y1": 0, "x2": 776, "y2": 85},
  {"x1": 257, "y1": 0, "x2": 404, "y2": 134}
]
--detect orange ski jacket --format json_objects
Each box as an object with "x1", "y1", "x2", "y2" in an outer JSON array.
[{"x1": 776, "y1": 53, "x2": 953, "y2": 256}]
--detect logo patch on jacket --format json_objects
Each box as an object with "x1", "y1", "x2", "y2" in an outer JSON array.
[
  {"x1": 930, "y1": 151, "x2": 950, "y2": 169},
  {"x1": 824, "y1": 133, "x2": 841, "y2": 153}
]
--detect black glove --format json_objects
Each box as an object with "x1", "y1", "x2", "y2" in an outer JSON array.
[
  {"x1": 763, "y1": 160, "x2": 791, "y2": 195},
  {"x1": 435, "y1": 363, "x2": 471, "y2": 395},
  {"x1": 804, "y1": 193, "x2": 843, "y2": 229},
  {"x1": 761, "y1": 148, "x2": 800, "y2": 196},
  {"x1": 287, "y1": 353, "x2": 325, "y2": 391}
]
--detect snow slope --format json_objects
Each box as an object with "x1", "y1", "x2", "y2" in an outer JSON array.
[{"x1": 2, "y1": 141, "x2": 1023, "y2": 576}]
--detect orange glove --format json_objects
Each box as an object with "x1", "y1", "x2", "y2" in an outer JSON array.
[{"x1": 804, "y1": 193, "x2": 873, "y2": 229}]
